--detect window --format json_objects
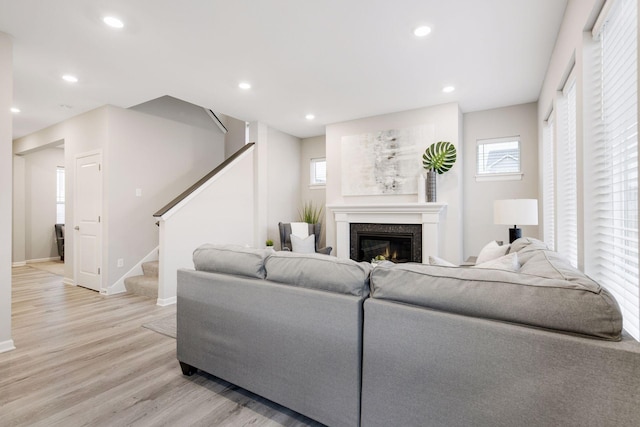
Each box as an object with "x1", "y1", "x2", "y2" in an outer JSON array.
[
  {"x1": 310, "y1": 158, "x2": 326, "y2": 186},
  {"x1": 475, "y1": 136, "x2": 522, "y2": 181},
  {"x1": 542, "y1": 114, "x2": 555, "y2": 250},
  {"x1": 586, "y1": 0, "x2": 638, "y2": 339},
  {"x1": 556, "y1": 74, "x2": 578, "y2": 268},
  {"x1": 56, "y1": 166, "x2": 65, "y2": 224}
]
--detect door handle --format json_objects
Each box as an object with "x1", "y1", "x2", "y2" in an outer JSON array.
[{"x1": 74, "y1": 226, "x2": 80, "y2": 230}]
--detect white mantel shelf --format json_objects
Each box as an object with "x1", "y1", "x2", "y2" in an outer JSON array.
[{"x1": 327, "y1": 202, "x2": 448, "y2": 263}]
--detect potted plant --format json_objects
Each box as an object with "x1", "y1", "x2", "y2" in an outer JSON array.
[
  {"x1": 422, "y1": 141, "x2": 457, "y2": 202},
  {"x1": 298, "y1": 201, "x2": 323, "y2": 225},
  {"x1": 265, "y1": 239, "x2": 274, "y2": 248}
]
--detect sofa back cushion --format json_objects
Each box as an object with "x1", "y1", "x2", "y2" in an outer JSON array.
[
  {"x1": 193, "y1": 244, "x2": 273, "y2": 279},
  {"x1": 265, "y1": 251, "x2": 371, "y2": 297},
  {"x1": 370, "y1": 262, "x2": 622, "y2": 340}
]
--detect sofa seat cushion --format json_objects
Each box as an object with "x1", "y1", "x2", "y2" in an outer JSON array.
[
  {"x1": 265, "y1": 251, "x2": 372, "y2": 297},
  {"x1": 370, "y1": 262, "x2": 622, "y2": 340},
  {"x1": 193, "y1": 244, "x2": 274, "y2": 279}
]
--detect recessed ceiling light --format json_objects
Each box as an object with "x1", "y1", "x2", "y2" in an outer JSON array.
[
  {"x1": 305, "y1": 114, "x2": 315, "y2": 120},
  {"x1": 442, "y1": 86, "x2": 455, "y2": 93},
  {"x1": 414, "y1": 26, "x2": 432, "y2": 37},
  {"x1": 103, "y1": 16, "x2": 124, "y2": 29},
  {"x1": 238, "y1": 82, "x2": 251, "y2": 90},
  {"x1": 10, "y1": 107, "x2": 20, "y2": 113},
  {"x1": 62, "y1": 74, "x2": 78, "y2": 83}
]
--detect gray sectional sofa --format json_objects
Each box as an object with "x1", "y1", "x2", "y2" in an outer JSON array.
[{"x1": 177, "y1": 238, "x2": 640, "y2": 427}]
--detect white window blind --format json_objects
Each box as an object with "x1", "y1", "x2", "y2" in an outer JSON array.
[
  {"x1": 556, "y1": 77, "x2": 578, "y2": 267},
  {"x1": 542, "y1": 114, "x2": 555, "y2": 251},
  {"x1": 476, "y1": 136, "x2": 521, "y2": 180},
  {"x1": 310, "y1": 158, "x2": 326, "y2": 186},
  {"x1": 589, "y1": 0, "x2": 639, "y2": 340}
]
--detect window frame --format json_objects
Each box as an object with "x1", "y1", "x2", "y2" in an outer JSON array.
[
  {"x1": 309, "y1": 157, "x2": 326, "y2": 188},
  {"x1": 475, "y1": 136, "x2": 523, "y2": 182}
]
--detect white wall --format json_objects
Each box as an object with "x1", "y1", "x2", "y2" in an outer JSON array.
[
  {"x1": 463, "y1": 102, "x2": 539, "y2": 257},
  {"x1": 0, "y1": 32, "x2": 14, "y2": 352},
  {"x1": 267, "y1": 127, "x2": 301, "y2": 249},
  {"x1": 106, "y1": 106, "x2": 224, "y2": 289},
  {"x1": 300, "y1": 135, "x2": 327, "y2": 247},
  {"x1": 326, "y1": 103, "x2": 464, "y2": 263},
  {"x1": 221, "y1": 113, "x2": 247, "y2": 158},
  {"x1": 158, "y1": 147, "x2": 255, "y2": 304},
  {"x1": 20, "y1": 148, "x2": 65, "y2": 261},
  {"x1": 12, "y1": 155, "x2": 25, "y2": 265}
]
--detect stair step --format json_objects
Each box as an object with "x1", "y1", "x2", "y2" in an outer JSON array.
[
  {"x1": 124, "y1": 275, "x2": 158, "y2": 299},
  {"x1": 142, "y1": 261, "x2": 159, "y2": 278}
]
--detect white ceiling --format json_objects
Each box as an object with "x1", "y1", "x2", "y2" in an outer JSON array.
[{"x1": 0, "y1": 0, "x2": 567, "y2": 140}]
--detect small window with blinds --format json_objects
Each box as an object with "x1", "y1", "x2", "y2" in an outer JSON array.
[
  {"x1": 586, "y1": 0, "x2": 638, "y2": 340},
  {"x1": 310, "y1": 158, "x2": 326, "y2": 186},
  {"x1": 475, "y1": 136, "x2": 522, "y2": 181}
]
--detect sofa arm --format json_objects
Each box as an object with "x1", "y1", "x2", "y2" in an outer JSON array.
[{"x1": 317, "y1": 246, "x2": 332, "y2": 255}]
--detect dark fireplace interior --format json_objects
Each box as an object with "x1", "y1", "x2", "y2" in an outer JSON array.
[{"x1": 350, "y1": 223, "x2": 422, "y2": 263}]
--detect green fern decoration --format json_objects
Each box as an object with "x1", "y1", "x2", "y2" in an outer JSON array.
[
  {"x1": 422, "y1": 141, "x2": 457, "y2": 174},
  {"x1": 298, "y1": 201, "x2": 323, "y2": 224}
]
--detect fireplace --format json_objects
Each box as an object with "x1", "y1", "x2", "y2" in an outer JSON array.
[{"x1": 350, "y1": 223, "x2": 422, "y2": 263}]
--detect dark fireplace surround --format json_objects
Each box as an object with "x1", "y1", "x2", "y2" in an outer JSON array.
[{"x1": 350, "y1": 223, "x2": 422, "y2": 263}]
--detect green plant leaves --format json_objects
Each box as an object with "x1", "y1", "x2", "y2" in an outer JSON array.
[
  {"x1": 422, "y1": 141, "x2": 457, "y2": 174},
  {"x1": 298, "y1": 201, "x2": 323, "y2": 224}
]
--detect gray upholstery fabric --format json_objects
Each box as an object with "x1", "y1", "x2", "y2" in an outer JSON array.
[
  {"x1": 361, "y1": 299, "x2": 640, "y2": 427},
  {"x1": 192, "y1": 243, "x2": 273, "y2": 279},
  {"x1": 370, "y1": 261, "x2": 622, "y2": 340},
  {"x1": 265, "y1": 251, "x2": 372, "y2": 297},
  {"x1": 177, "y1": 269, "x2": 364, "y2": 427}
]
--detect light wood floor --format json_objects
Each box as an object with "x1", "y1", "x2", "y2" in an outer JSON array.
[{"x1": 0, "y1": 266, "x2": 322, "y2": 427}]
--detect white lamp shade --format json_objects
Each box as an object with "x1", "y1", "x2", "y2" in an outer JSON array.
[{"x1": 494, "y1": 199, "x2": 538, "y2": 226}]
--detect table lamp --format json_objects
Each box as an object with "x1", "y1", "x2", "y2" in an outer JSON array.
[{"x1": 494, "y1": 199, "x2": 538, "y2": 243}]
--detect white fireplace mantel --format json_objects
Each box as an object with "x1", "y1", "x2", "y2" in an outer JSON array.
[{"x1": 327, "y1": 202, "x2": 447, "y2": 263}]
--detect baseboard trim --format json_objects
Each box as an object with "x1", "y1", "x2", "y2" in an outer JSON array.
[
  {"x1": 63, "y1": 277, "x2": 75, "y2": 286},
  {"x1": 12, "y1": 261, "x2": 27, "y2": 267},
  {"x1": 156, "y1": 296, "x2": 176, "y2": 306},
  {"x1": 26, "y1": 257, "x2": 61, "y2": 264},
  {"x1": 0, "y1": 339, "x2": 16, "y2": 353}
]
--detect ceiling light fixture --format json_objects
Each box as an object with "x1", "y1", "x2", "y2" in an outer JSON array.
[
  {"x1": 442, "y1": 86, "x2": 455, "y2": 93},
  {"x1": 62, "y1": 74, "x2": 78, "y2": 83},
  {"x1": 414, "y1": 25, "x2": 432, "y2": 37},
  {"x1": 305, "y1": 114, "x2": 315, "y2": 120},
  {"x1": 238, "y1": 82, "x2": 251, "y2": 90},
  {"x1": 103, "y1": 16, "x2": 124, "y2": 29},
  {"x1": 10, "y1": 107, "x2": 20, "y2": 113}
]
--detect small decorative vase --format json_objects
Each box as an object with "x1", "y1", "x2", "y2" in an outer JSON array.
[{"x1": 426, "y1": 170, "x2": 437, "y2": 202}]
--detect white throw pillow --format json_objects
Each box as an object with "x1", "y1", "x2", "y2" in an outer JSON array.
[
  {"x1": 428, "y1": 256, "x2": 457, "y2": 267},
  {"x1": 476, "y1": 240, "x2": 510, "y2": 265},
  {"x1": 291, "y1": 234, "x2": 316, "y2": 254},
  {"x1": 473, "y1": 252, "x2": 520, "y2": 271}
]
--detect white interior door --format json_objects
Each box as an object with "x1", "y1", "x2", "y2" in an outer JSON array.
[{"x1": 75, "y1": 152, "x2": 102, "y2": 291}]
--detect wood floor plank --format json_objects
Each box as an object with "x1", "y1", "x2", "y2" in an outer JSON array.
[{"x1": 0, "y1": 266, "x2": 323, "y2": 427}]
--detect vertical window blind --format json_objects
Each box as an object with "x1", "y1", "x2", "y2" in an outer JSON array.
[
  {"x1": 556, "y1": 78, "x2": 578, "y2": 268},
  {"x1": 590, "y1": 0, "x2": 639, "y2": 340},
  {"x1": 543, "y1": 115, "x2": 555, "y2": 251}
]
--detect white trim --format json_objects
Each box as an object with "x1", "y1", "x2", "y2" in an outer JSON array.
[
  {"x1": 63, "y1": 277, "x2": 75, "y2": 286},
  {"x1": 12, "y1": 261, "x2": 26, "y2": 267},
  {"x1": 106, "y1": 246, "x2": 159, "y2": 296},
  {"x1": 26, "y1": 257, "x2": 61, "y2": 263},
  {"x1": 475, "y1": 172, "x2": 523, "y2": 182},
  {"x1": 308, "y1": 184, "x2": 326, "y2": 190},
  {"x1": 0, "y1": 339, "x2": 15, "y2": 353},
  {"x1": 156, "y1": 296, "x2": 176, "y2": 306},
  {"x1": 592, "y1": 0, "x2": 616, "y2": 39}
]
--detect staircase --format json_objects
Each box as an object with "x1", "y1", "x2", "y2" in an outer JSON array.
[{"x1": 124, "y1": 261, "x2": 158, "y2": 299}]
